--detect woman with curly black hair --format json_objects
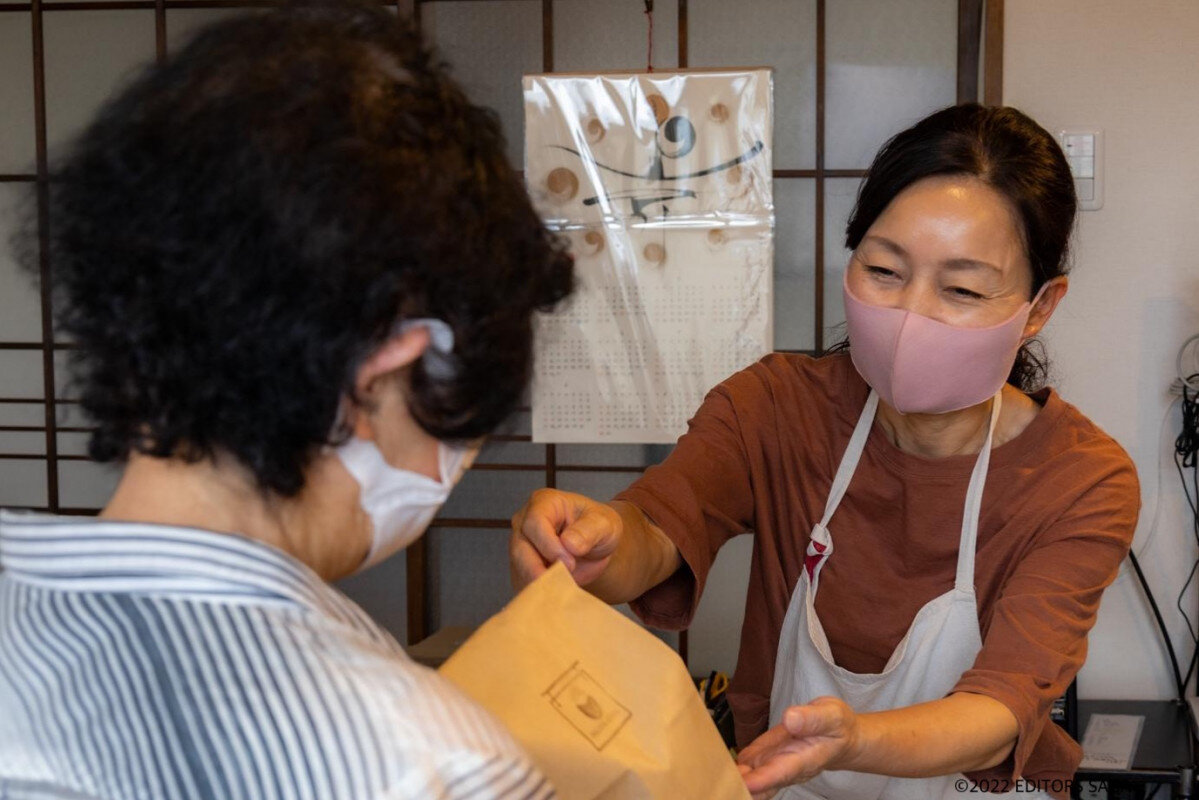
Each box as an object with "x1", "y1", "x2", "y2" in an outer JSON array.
[{"x1": 0, "y1": 3, "x2": 573, "y2": 798}]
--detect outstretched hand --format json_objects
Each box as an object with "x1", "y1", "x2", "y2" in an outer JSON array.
[{"x1": 737, "y1": 697, "x2": 860, "y2": 799}]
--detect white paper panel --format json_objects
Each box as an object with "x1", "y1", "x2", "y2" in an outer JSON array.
[
  {"x1": 44, "y1": 11, "x2": 156, "y2": 156},
  {"x1": 424, "y1": 0, "x2": 542, "y2": 169},
  {"x1": 686, "y1": 533, "x2": 753, "y2": 676},
  {"x1": 166, "y1": 8, "x2": 250, "y2": 55},
  {"x1": 55, "y1": 432, "x2": 89, "y2": 457},
  {"x1": 0, "y1": 183, "x2": 41, "y2": 341},
  {"x1": 335, "y1": 549, "x2": 408, "y2": 644},
  {"x1": 57, "y1": 459, "x2": 122, "y2": 509},
  {"x1": 427, "y1": 528, "x2": 514, "y2": 630},
  {"x1": 688, "y1": 0, "x2": 817, "y2": 170},
  {"x1": 474, "y1": 438, "x2": 544, "y2": 466},
  {"x1": 0, "y1": 351, "x2": 43, "y2": 399},
  {"x1": 552, "y1": 0, "x2": 678, "y2": 73},
  {"x1": 555, "y1": 442, "x2": 672, "y2": 468},
  {"x1": 440, "y1": 467, "x2": 542, "y2": 520},
  {"x1": 825, "y1": 0, "x2": 957, "y2": 169},
  {"x1": 821, "y1": 177, "x2": 861, "y2": 339},
  {"x1": 554, "y1": 470, "x2": 642, "y2": 504},
  {"x1": 53, "y1": 349, "x2": 77, "y2": 400},
  {"x1": 773, "y1": 178, "x2": 817, "y2": 351},
  {"x1": 0, "y1": 14, "x2": 36, "y2": 174},
  {"x1": 0, "y1": 458, "x2": 46, "y2": 507},
  {"x1": 0, "y1": 432, "x2": 44, "y2": 456},
  {"x1": 0, "y1": 403, "x2": 44, "y2": 427},
  {"x1": 55, "y1": 402, "x2": 88, "y2": 428}
]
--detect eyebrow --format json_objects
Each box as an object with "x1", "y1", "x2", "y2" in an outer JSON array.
[{"x1": 860, "y1": 235, "x2": 1004, "y2": 275}]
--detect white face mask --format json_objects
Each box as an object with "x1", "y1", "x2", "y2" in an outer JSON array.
[
  {"x1": 338, "y1": 436, "x2": 478, "y2": 573},
  {"x1": 336, "y1": 318, "x2": 478, "y2": 573}
]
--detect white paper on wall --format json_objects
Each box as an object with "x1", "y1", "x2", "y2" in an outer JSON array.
[{"x1": 525, "y1": 69, "x2": 774, "y2": 443}]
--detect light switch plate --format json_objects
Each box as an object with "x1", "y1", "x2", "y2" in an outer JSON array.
[{"x1": 1058, "y1": 128, "x2": 1104, "y2": 211}]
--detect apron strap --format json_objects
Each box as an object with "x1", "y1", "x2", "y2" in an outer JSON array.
[
  {"x1": 806, "y1": 390, "x2": 880, "y2": 577},
  {"x1": 954, "y1": 390, "x2": 1003, "y2": 592},
  {"x1": 819, "y1": 390, "x2": 879, "y2": 530}
]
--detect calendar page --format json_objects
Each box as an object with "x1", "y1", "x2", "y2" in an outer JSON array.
[{"x1": 525, "y1": 69, "x2": 774, "y2": 443}]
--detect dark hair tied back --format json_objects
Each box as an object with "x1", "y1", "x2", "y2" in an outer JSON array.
[{"x1": 844, "y1": 103, "x2": 1077, "y2": 392}]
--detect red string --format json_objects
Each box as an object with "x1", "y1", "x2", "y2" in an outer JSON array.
[{"x1": 645, "y1": 2, "x2": 654, "y2": 72}]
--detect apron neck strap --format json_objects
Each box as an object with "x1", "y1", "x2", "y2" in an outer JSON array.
[
  {"x1": 817, "y1": 390, "x2": 880, "y2": 530},
  {"x1": 954, "y1": 390, "x2": 1003, "y2": 591},
  {"x1": 813, "y1": 389, "x2": 1003, "y2": 592}
]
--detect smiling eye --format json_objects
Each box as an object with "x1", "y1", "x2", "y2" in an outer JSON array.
[
  {"x1": 865, "y1": 265, "x2": 899, "y2": 279},
  {"x1": 948, "y1": 286, "x2": 985, "y2": 300}
]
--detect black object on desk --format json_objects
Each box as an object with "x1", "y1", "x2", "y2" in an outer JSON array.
[{"x1": 1073, "y1": 699, "x2": 1195, "y2": 799}]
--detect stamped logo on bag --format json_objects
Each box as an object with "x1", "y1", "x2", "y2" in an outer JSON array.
[{"x1": 544, "y1": 661, "x2": 632, "y2": 751}]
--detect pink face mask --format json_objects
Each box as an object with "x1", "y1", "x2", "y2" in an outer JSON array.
[{"x1": 842, "y1": 274, "x2": 1044, "y2": 415}]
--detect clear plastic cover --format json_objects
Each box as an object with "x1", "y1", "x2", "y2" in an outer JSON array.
[{"x1": 525, "y1": 69, "x2": 774, "y2": 443}]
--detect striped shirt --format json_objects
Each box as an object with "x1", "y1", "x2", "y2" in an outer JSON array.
[{"x1": 0, "y1": 510, "x2": 555, "y2": 800}]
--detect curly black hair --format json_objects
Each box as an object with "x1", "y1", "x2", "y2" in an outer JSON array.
[{"x1": 24, "y1": 0, "x2": 574, "y2": 496}]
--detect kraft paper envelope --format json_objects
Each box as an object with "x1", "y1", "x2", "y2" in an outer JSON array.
[{"x1": 440, "y1": 563, "x2": 750, "y2": 800}]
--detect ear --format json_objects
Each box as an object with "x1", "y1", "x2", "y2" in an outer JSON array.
[
  {"x1": 1022, "y1": 276, "x2": 1068, "y2": 340},
  {"x1": 354, "y1": 325, "x2": 431, "y2": 395},
  {"x1": 344, "y1": 325, "x2": 431, "y2": 439}
]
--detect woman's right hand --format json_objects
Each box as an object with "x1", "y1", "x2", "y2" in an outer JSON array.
[{"x1": 509, "y1": 488, "x2": 624, "y2": 591}]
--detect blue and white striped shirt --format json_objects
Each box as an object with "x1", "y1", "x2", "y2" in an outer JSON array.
[{"x1": 0, "y1": 510, "x2": 554, "y2": 800}]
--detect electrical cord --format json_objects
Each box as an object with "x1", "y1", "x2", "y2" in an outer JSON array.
[
  {"x1": 1126, "y1": 341, "x2": 1199, "y2": 759},
  {"x1": 1176, "y1": 377, "x2": 1199, "y2": 694},
  {"x1": 1129, "y1": 548, "x2": 1186, "y2": 701},
  {"x1": 1117, "y1": 397, "x2": 1181, "y2": 584}
]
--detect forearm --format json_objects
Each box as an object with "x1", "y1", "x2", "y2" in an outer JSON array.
[
  {"x1": 585, "y1": 500, "x2": 682, "y2": 605},
  {"x1": 836, "y1": 693, "x2": 1018, "y2": 778}
]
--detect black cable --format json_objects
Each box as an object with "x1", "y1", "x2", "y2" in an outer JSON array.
[
  {"x1": 1177, "y1": 378, "x2": 1199, "y2": 696},
  {"x1": 1129, "y1": 549, "x2": 1186, "y2": 701}
]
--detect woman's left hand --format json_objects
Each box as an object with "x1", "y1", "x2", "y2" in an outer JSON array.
[{"x1": 736, "y1": 696, "x2": 860, "y2": 799}]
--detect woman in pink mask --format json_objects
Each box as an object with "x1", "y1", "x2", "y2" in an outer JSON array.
[{"x1": 510, "y1": 103, "x2": 1138, "y2": 800}]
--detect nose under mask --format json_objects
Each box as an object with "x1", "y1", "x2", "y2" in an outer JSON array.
[{"x1": 842, "y1": 277, "x2": 1043, "y2": 414}]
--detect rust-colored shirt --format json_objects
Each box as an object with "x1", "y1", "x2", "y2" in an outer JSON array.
[{"x1": 617, "y1": 353, "x2": 1138, "y2": 797}]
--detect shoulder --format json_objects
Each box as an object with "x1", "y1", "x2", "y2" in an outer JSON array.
[
  {"x1": 300, "y1": 625, "x2": 530, "y2": 761},
  {"x1": 708, "y1": 352, "x2": 867, "y2": 426},
  {"x1": 317, "y1": 632, "x2": 553, "y2": 797},
  {"x1": 1029, "y1": 389, "x2": 1139, "y2": 489},
  {"x1": 1006, "y1": 388, "x2": 1140, "y2": 545}
]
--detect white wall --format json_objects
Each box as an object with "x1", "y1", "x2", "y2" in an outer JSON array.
[{"x1": 1004, "y1": 0, "x2": 1199, "y2": 701}]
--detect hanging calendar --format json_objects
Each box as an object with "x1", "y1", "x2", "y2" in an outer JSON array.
[{"x1": 526, "y1": 69, "x2": 774, "y2": 443}]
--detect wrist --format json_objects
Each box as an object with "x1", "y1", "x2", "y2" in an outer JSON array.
[{"x1": 830, "y1": 711, "x2": 876, "y2": 773}]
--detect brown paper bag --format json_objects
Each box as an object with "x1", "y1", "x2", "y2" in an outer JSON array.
[{"x1": 440, "y1": 563, "x2": 751, "y2": 800}]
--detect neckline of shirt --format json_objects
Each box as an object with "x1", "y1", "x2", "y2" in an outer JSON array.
[
  {"x1": 863, "y1": 387, "x2": 1065, "y2": 478},
  {"x1": 0, "y1": 510, "x2": 342, "y2": 613}
]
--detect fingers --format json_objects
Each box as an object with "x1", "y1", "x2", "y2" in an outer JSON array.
[
  {"x1": 508, "y1": 534, "x2": 549, "y2": 591},
  {"x1": 737, "y1": 726, "x2": 820, "y2": 794},
  {"x1": 736, "y1": 724, "x2": 791, "y2": 769},
  {"x1": 509, "y1": 489, "x2": 619, "y2": 589},
  {"x1": 741, "y1": 752, "x2": 815, "y2": 795},
  {"x1": 782, "y1": 697, "x2": 847, "y2": 738},
  {"x1": 559, "y1": 508, "x2": 620, "y2": 561},
  {"x1": 510, "y1": 491, "x2": 574, "y2": 563},
  {"x1": 736, "y1": 700, "x2": 855, "y2": 796}
]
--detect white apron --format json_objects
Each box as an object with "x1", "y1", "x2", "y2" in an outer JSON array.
[{"x1": 767, "y1": 390, "x2": 1051, "y2": 800}]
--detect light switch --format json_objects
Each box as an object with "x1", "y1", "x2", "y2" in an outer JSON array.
[{"x1": 1058, "y1": 129, "x2": 1104, "y2": 211}]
